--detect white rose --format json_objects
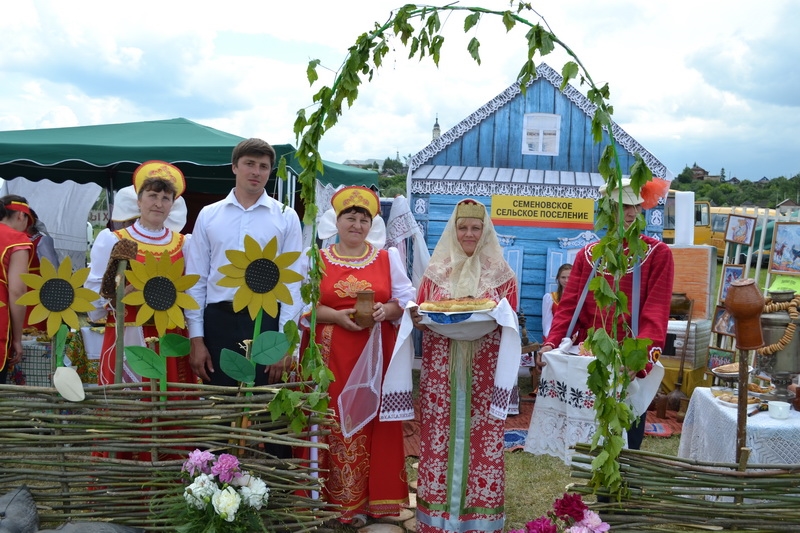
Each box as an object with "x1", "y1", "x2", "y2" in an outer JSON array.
[
  {"x1": 212, "y1": 486, "x2": 241, "y2": 522},
  {"x1": 239, "y1": 476, "x2": 270, "y2": 510},
  {"x1": 184, "y1": 473, "x2": 217, "y2": 510},
  {"x1": 230, "y1": 472, "x2": 252, "y2": 487}
]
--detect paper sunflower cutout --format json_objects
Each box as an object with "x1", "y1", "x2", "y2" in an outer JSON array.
[
  {"x1": 217, "y1": 235, "x2": 302, "y2": 319},
  {"x1": 17, "y1": 256, "x2": 98, "y2": 337},
  {"x1": 122, "y1": 252, "x2": 200, "y2": 337}
]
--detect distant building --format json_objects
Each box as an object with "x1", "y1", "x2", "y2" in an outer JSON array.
[
  {"x1": 690, "y1": 164, "x2": 724, "y2": 182},
  {"x1": 343, "y1": 158, "x2": 384, "y2": 171},
  {"x1": 432, "y1": 115, "x2": 441, "y2": 140}
]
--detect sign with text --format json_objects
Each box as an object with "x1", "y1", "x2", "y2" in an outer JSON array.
[{"x1": 490, "y1": 195, "x2": 595, "y2": 229}]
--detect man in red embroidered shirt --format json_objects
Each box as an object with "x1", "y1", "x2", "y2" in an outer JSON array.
[{"x1": 535, "y1": 177, "x2": 674, "y2": 449}]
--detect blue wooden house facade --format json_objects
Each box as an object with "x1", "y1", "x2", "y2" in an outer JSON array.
[{"x1": 407, "y1": 63, "x2": 672, "y2": 343}]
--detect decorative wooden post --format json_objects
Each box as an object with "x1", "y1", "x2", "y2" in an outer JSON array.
[{"x1": 724, "y1": 278, "x2": 765, "y2": 463}]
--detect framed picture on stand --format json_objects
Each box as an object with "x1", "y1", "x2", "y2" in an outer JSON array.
[
  {"x1": 712, "y1": 305, "x2": 736, "y2": 336},
  {"x1": 708, "y1": 346, "x2": 736, "y2": 369},
  {"x1": 719, "y1": 264, "x2": 744, "y2": 303},
  {"x1": 769, "y1": 221, "x2": 800, "y2": 276},
  {"x1": 724, "y1": 214, "x2": 756, "y2": 246}
]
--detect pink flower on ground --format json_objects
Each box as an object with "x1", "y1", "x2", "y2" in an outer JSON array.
[
  {"x1": 211, "y1": 453, "x2": 241, "y2": 484},
  {"x1": 565, "y1": 526, "x2": 592, "y2": 533},
  {"x1": 552, "y1": 493, "x2": 587, "y2": 522},
  {"x1": 525, "y1": 516, "x2": 558, "y2": 533},
  {"x1": 182, "y1": 449, "x2": 215, "y2": 476},
  {"x1": 578, "y1": 510, "x2": 610, "y2": 533}
]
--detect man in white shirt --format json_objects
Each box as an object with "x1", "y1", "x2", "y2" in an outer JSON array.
[{"x1": 184, "y1": 138, "x2": 303, "y2": 387}]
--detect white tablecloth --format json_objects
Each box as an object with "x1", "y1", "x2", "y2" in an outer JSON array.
[
  {"x1": 678, "y1": 387, "x2": 800, "y2": 465},
  {"x1": 523, "y1": 350, "x2": 661, "y2": 464}
]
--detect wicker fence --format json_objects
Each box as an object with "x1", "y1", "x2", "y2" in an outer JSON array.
[
  {"x1": 0, "y1": 382, "x2": 335, "y2": 531},
  {"x1": 571, "y1": 443, "x2": 800, "y2": 532}
]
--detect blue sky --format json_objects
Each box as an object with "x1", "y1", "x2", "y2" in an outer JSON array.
[{"x1": 1, "y1": 0, "x2": 798, "y2": 181}]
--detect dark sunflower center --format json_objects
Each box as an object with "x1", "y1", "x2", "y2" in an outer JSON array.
[
  {"x1": 244, "y1": 258, "x2": 279, "y2": 294},
  {"x1": 40, "y1": 278, "x2": 74, "y2": 312},
  {"x1": 143, "y1": 276, "x2": 177, "y2": 311}
]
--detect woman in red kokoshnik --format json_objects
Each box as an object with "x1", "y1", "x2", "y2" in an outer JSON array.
[{"x1": 86, "y1": 161, "x2": 195, "y2": 387}]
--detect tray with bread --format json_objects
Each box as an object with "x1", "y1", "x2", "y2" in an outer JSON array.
[
  {"x1": 419, "y1": 298, "x2": 497, "y2": 313},
  {"x1": 711, "y1": 362, "x2": 754, "y2": 380},
  {"x1": 717, "y1": 392, "x2": 760, "y2": 407}
]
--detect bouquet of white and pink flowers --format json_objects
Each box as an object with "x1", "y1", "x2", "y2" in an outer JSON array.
[
  {"x1": 511, "y1": 493, "x2": 610, "y2": 533},
  {"x1": 175, "y1": 449, "x2": 271, "y2": 533}
]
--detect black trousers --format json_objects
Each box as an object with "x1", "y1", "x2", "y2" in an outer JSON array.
[
  {"x1": 202, "y1": 301, "x2": 280, "y2": 387},
  {"x1": 202, "y1": 302, "x2": 290, "y2": 459}
]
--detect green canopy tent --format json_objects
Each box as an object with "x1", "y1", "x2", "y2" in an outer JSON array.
[
  {"x1": 0, "y1": 117, "x2": 377, "y2": 194},
  {"x1": 0, "y1": 117, "x2": 378, "y2": 232}
]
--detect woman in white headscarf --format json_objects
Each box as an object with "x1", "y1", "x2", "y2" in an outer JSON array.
[{"x1": 409, "y1": 198, "x2": 518, "y2": 533}]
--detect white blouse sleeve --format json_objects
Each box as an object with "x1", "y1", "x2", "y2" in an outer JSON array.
[
  {"x1": 85, "y1": 229, "x2": 118, "y2": 323},
  {"x1": 388, "y1": 247, "x2": 416, "y2": 307},
  {"x1": 541, "y1": 292, "x2": 555, "y2": 338}
]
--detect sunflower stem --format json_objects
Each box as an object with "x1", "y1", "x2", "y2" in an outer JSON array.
[{"x1": 54, "y1": 323, "x2": 68, "y2": 368}]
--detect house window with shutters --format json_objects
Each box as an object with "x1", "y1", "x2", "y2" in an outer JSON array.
[{"x1": 522, "y1": 113, "x2": 560, "y2": 156}]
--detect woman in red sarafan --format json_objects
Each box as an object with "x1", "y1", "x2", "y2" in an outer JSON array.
[
  {"x1": 85, "y1": 162, "x2": 195, "y2": 390},
  {"x1": 306, "y1": 185, "x2": 415, "y2": 528},
  {"x1": 410, "y1": 198, "x2": 518, "y2": 533}
]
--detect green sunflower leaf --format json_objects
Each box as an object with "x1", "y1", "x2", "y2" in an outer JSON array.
[
  {"x1": 251, "y1": 331, "x2": 290, "y2": 366},
  {"x1": 220, "y1": 348, "x2": 255, "y2": 384},
  {"x1": 125, "y1": 346, "x2": 166, "y2": 380},
  {"x1": 160, "y1": 333, "x2": 190, "y2": 357}
]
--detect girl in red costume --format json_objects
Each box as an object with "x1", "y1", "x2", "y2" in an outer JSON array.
[{"x1": 0, "y1": 195, "x2": 33, "y2": 384}]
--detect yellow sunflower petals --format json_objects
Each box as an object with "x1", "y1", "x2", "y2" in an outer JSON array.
[
  {"x1": 261, "y1": 293, "x2": 279, "y2": 319},
  {"x1": 15, "y1": 291, "x2": 41, "y2": 306},
  {"x1": 46, "y1": 313, "x2": 63, "y2": 338},
  {"x1": 135, "y1": 303, "x2": 155, "y2": 326},
  {"x1": 70, "y1": 299, "x2": 97, "y2": 313},
  {"x1": 153, "y1": 310, "x2": 170, "y2": 338},
  {"x1": 279, "y1": 269, "x2": 304, "y2": 284},
  {"x1": 232, "y1": 287, "x2": 250, "y2": 313},
  {"x1": 143, "y1": 252, "x2": 159, "y2": 277},
  {"x1": 176, "y1": 292, "x2": 199, "y2": 310},
  {"x1": 166, "y1": 306, "x2": 186, "y2": 329},
  {"x1": 40, "y1": 258, "x2": 58, "y2": 279},
  {"x1": 272, "y1": 283, "x2": 294, "y2": 305},
  {"x1": 28, "y1": 304, "x2": 50, "y2": 326},
  {"x1": 243, "y1": 235, "x2": 262, "y2": 262},
  {"x1": 168, "y1": 257, "x2": 185, "y2": 279},
  {"x1": 226, "y1": 249, "x2": 250, "y2": 269},
  {"x1": 60, "y1": 308, "x2": 80, "y2": 330},
  {"x1": 122, "y1": 291, "x2": 145, "y2": 306},
  {"x1": 127, "y1": 261, "x2": 148, "y2": 289},
  {"x1": 57, "y1": 256, "x2": 73, "y2": 280},
  {"x1": 174, "y1": 274, "x2": 199, "y2": 292},
  {"x1": 263, "y1": 236, "x2": 278, "y2": 259},
  {"x1": 217, "y1": 264, "x2": 245, "y2": 278},
  {"x1": 273, "y1": 251, "x2": 301, "y2": 269},
  {"x1": 19, "y1": 273, "x2": 44, "y2": 290},
  {"x1": 217, "y1": 276, "x2": 243, "y2": 288},
  {"x1": 69, "y1": 267, "x2": 90, "y2": 288},
  {"x1": 75, "y1": 287, "x2": 100, "y2": 303},
  {"x1": 247, "y1": 296, "x2": 262, "y2": 321}
]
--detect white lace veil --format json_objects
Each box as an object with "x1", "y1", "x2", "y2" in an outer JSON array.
[{"x1": 424, "y1": 199, "x2": 516, "y2": 300}]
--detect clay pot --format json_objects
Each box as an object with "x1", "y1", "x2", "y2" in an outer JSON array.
[
  {"x1": 354, "y1": 290, "x2": 375, "y2": 328},
  {"x1": 724, "y1": 278, "x2": 765, "y2": 350}
]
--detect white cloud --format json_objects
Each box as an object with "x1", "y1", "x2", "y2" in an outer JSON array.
[{"x1": 0, "y1": 0, "x2": 797, "y2": 178}]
